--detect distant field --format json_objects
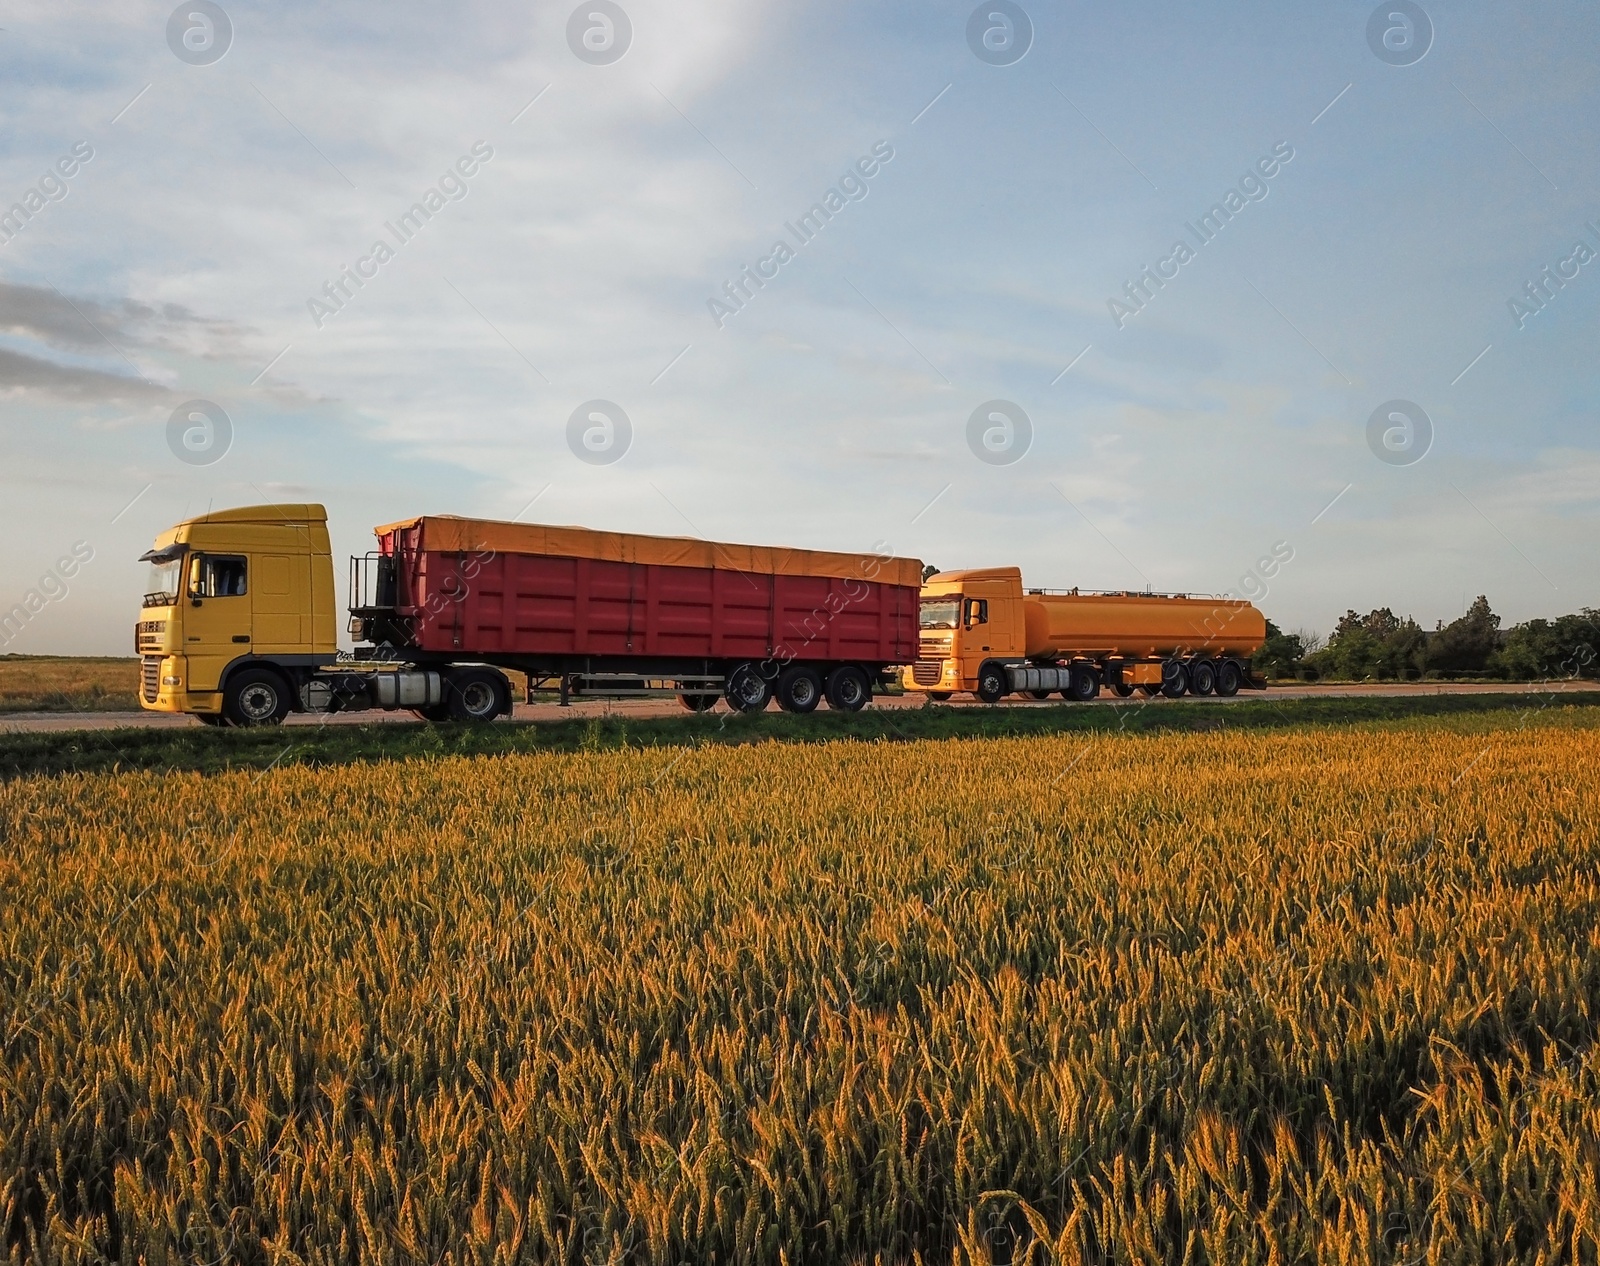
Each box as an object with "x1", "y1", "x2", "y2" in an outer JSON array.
[
  {"x1": 3, "y1": 707, "x2": 1598, "y2": 1261},
  {"x1": 0, "y1": 655, "x2": 139, "y2": 713}
]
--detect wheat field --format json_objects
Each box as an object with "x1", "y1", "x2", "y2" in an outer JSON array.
[
  {"x1": 3, "y1": 714, "x2": 1598, "y2": 1264},
  {"x1": 0, "y1": 657, "x2": 139, "y2": 713}
]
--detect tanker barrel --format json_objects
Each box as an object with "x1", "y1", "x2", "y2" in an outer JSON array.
[{"x1": 1022, "y1": 593, "x2": 1266, "y2": 660}]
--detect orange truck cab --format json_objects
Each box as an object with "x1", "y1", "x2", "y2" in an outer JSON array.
[{"x1": 902, "y1": 567, "x2": 1267, "y2": 703}]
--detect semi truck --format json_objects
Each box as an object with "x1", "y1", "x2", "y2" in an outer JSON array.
[
  {"x1": 901, "y1": 566, "x2": 1267, "y2": 702},
  {"x1": 136, "y1": 504, "x2": 922, "y2": 725}
]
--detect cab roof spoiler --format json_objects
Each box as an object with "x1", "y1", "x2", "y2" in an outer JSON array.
[{"x1": 138, "y1": 544, "x2": 187, "y2": 564}]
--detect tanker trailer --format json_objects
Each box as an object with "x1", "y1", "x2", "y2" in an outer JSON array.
[{"x1": 902, "y1": 566, "x2": 1267, "y2": 703}]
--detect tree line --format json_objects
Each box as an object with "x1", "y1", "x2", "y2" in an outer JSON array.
[{"x1": 1254, "y1": 598, "x2": 1599, "y2": 682}]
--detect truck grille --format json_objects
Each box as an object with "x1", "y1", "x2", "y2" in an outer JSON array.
[
  {"x1": 137, "y1": 620, "x2": 166, "y2": 653},
  {"x1": 912, "y1": 660, "x2": 943, "y2": 685},
  {"x1": 919, "y1": 638, "x2": 947, "y2": 660},
  {"x1": 141, "y1": 656, "x2": 161, "y2": 703}
]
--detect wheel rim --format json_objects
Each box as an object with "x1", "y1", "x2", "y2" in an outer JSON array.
[
  {"x1": 837, "y1": 677, "x2": 864, "y2": 706},
  {"x1": 732, "y1": 673, "x2": 764, "y2": 706},
  {"x1": 238, "y1": 682, "x2": 278, "y2": 721},
  {"x1": 792, "y1": 678, "x2": 816, "y2": 706},
  {"x1": 460, "y1": 681, "x2": 496, "y2": 717}
]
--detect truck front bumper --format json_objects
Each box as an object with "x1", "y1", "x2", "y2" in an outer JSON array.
[
  {"x1": 137, "y1": 655, "x2": 223, "y2": 715},
  {"x1": 902, "y1": 660, "x2": 958, "y2": 692}
]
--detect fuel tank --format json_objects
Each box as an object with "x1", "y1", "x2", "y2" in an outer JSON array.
[{"x1": 1022, "y1": 591, "x2": 1266, "y2": 660}]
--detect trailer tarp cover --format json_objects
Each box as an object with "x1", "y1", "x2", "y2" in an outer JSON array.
[{"x1": 374, "y1": 515, "x2": 923, "y2": 589}]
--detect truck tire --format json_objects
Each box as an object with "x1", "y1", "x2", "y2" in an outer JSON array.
[
  {"x1": 223, "y1": 668, "x2": 291, "y2": 727},
  {"x1": 1160, "y1": 660, "x2": 1189, "y2": 699},
  {"x1": 1029, "y1": 689, "x2": 1053, "y2": 701},
  {"x1": 678, "y1": 691, "x2": 718, "y2": 712},
  {"x1": 1215, "y1": 659, "x2": 1242, "y2": 697},
  {"x1": 776, "y1": 665, "x2": 823, "y2": 714},
  {"x1": 1188, "y1": 659, "x2": 1217, "y2": 696},
  {"x1": 1066, "y1": 665, "x2": 1100, "y2": 701},
  {"x1": 927, "y1": 692, "x2": 953, "y2": 702},
  {"x1": 975, "y1": 662, "x2": 1008, "y2": 705},
  {"x1": 824, "y1": 666, "x2": 871, "y2": 712},
  {"x1": 443, "y1": 668, "x2": 508, "y2": 723},
  {"x1": 724, "y1": 663, "x2": 772, "y2": 713}
]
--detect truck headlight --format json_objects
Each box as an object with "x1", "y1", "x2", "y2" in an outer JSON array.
[{"x1": 162, "y1": 674, "x2": 182, "y2": 686}]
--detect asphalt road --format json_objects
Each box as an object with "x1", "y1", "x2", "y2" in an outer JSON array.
[{"x1": 2, "y1": 680, "x2": 1592, "y2": 732}]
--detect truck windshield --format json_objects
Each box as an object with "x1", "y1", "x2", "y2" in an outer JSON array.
[
  {"x1": 144, "y1": 559, "x2": 183, "y2": 607},
  {"x1": 919, "y1": 598, "x2": 959, "y2": 629}
]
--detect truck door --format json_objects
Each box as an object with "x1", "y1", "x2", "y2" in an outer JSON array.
[
  {"x1": 183, "y1": 554, "x2": 251, "y2": 691},
  {"x1": 958, "y1": 596, "x2": 992, "y2": 679},
  {"x1": 961, "y1": 585, "x2": 1024, "y2": 662}
]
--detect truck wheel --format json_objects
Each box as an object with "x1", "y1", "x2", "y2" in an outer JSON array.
[
  {"x1": 1066, "y1": 665, "x2": 1100, "y2": 701},
  {"x1": 1160, "y1": 661, "x2": 1189, "y2": 698},
  {"x1": 975, "y1": 662, "x2": 1008, "y2": 704},
  {"x1": 724, "y1": 663, "x2": 772, "y2": 713},
  {"x1": 1215, "y1": 659, "x2": 1243, "y2": 697},
  {"x1": 223, "y1": 668, "x2": 291, "y2": 727},
  {"x1": 443, "y1": 668, "x2": 508, "y2": 722},
  {"x1": 1028, "y1": 689, "x2": 1052, "y2": 701},
  {"x1": 1188, "y1": 659, "x2": 1217, "y2": 696},
  {"x1": 776, "y1": 666, "x2": 823, "y2": 714},
  {"x1": 412, "y1": 705, "x2": 450, "y2": 723},
  {"x1": 678, "y1": 692, "x2": 718, "y2": 712},
  {"x1": 824, "y1": 666, "x2": 871, "y2": 712},
  {"x1": 927, "y1": 692, "x2": 953, "y2": 702},
  {"x1": 1112, "y1": 682, "x2": 1135, "y2": 698}
]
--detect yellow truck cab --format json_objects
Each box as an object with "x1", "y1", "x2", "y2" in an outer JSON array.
[
  {"x1": 137, "y1": 504, "x2": 337, "y2": 723},
  {"x1": 903, "y1": 567, "x2": 1267, "y2": 703}
]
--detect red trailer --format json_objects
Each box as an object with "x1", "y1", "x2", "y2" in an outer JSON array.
[{"x1": 350, "y1": 515, "x2": 921, "y2": 716}]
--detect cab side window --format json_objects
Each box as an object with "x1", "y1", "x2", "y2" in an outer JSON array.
[{"x1": 198, "y1": 555, "x2": 248, "y2": 597}]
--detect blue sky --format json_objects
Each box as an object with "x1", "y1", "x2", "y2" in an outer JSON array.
[{"x1": 1, "y1": 0, "x2": 1596, "y2": 653}]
